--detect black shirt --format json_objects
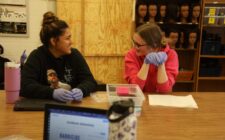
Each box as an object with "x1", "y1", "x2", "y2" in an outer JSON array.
[{"x1": 20, "y1": 46, "x2": 97, "y2": 99}]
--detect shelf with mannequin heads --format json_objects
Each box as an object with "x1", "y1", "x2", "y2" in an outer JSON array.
[
  {"x1": 134, "y1": 0, "x2": 202, "y2": 28},
  {"x1": 158, "y1": 23, "x2": 199, "y2": 49}
]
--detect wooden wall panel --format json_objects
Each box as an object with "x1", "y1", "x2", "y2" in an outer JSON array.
[
  {"x1": 86, "y1": 57, "x2": 126, "y2": 84},
  {"x1": 57, "y1": 0, "x2": 134, "y2": 84},
  {"x1": 84, "y1": 0, "x2": 133, "y2": 56},
  {"x1": 57, "y1": 0, "x2": 82, "y2": 51}
]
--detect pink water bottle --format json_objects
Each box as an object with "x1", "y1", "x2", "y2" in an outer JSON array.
[{"x1": 4, "y1": 62, "x2": 21, "y2": 104}]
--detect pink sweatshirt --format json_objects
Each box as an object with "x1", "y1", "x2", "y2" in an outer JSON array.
[{"x1": 124, "y1": 45, "x2": 179, "y2": 93}]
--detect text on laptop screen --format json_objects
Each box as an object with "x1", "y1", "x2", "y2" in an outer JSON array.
[{"x1": 46, "y1": 108, "x2": 109, "y2": 140}]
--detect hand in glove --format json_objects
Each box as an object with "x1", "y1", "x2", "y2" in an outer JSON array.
[
  {"x1": 144, "y1": 52, "x2": 167, "y2": 66},
  {"x1": 53, "y1": 88, "x2": 74, "y2": 102},
  {"x1": 71, "y1": 88, "x2": 83, "y2": 101}
]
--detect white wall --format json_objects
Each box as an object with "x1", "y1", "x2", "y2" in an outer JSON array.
[{"x1": 0, "y1": 0, "x2": 56, "y2": 62}]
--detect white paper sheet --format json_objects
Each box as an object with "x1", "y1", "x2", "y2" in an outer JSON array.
[{"x1": 148, "y1": 95, "x2": 198, "y2": 108}]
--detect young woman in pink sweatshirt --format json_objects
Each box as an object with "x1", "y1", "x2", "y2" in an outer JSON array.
[{"x1": 124, "y1": 23, "x2": 179, "y2": 93}]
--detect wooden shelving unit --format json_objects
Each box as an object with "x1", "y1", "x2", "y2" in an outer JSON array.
[{"x1": 196, "y1": 0, "x2": 225, "y2": 92}]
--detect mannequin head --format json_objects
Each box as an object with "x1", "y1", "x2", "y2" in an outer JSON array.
[
  {"x1": 160, "y1": 4, "x2": 167, "y2": 18},
  {"x1": 168, "y1": 31, "x2": 179, "y2": 48},
  {"x1": 180, "y1": 4, "x2": 189, "y2": 23},
  {"x1": 157, "y1": 4, "x2": 167, "y2": 22},
  {"x1": 188, "y1": 31, "x2": 197, "y2": 49},
  {"x1": 191, "y1": 4, "x2": 201, "y2": 23},
  {"x1": 135, "y1": 2, "x2": 148, "y2": 27},
  {"x1": 148, "y1": 3, "x2": 157, "y2": 22},
  {"x1": 137, "y1": 3, "x2": 148, "y2": 19}
]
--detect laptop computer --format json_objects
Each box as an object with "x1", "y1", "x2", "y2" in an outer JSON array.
[
  {"x1": 43, "y1": 104, "x2": 109, "y2": 140},
  {"x1": 14, "y1": 98, "x2": 64, "y2": 111}
]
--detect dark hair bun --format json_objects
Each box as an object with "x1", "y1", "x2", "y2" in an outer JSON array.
[{"x1": 42, "y1": 11, "x2": 58, "y2": 26}]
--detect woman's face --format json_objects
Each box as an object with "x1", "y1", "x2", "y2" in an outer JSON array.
[
  {"x1": 51, "y1": 28, "x2": 73, "y2": 57},
  {"x1": 148, "y1": 5, "x2": 157, "y2": 17},
  {"x1": 189, "y1": 32, "x2": 197, "y2": 45},
  {"x1": 132, "y1": 33, "x2": 156, "y2": 56},
  {"x1": 160, "y1": 5, "x2": 166, "y2": 17},
  {"x1": 138, "y1": 5, "x2": 147, "y2": 18},
  {"x1": 180, "y1": 5, "x2": 189, "y2": 18},
  {"x1": 192, "y1": 6, "x2": 200, "y2": 18},
  {"x1": 169, "y1": 32, "x2": 179, "y2": 46}
]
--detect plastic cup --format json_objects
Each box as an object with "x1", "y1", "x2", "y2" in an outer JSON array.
[{"x1": 4, "y1": 62, "x2": 20, "y2": 104}]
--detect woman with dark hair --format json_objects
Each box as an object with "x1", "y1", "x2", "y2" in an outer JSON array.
[
  {"x1": 148, "y1": 3, "x2": 158, "y2": 23},
  {"x1": 183, "y1": 30, "x2": 198, "y2": 49},
  {"x1": 20, "y1": 12, "x2": 97, "y2": 102},
  {"x1": 124, "y1": 23, "x2": 179, "y2": 93},
  {"x1": 168, "y1": 29, "x2": 180, "y2": 49},
  {"x1": 156, "y1": 3, "x2": 167, "y2": 23},
  {"x1": 179, "y1": 3, "x2": 190, "y2": 23},
  {"x1": 135, "y1": 1, "x2": 148, "y2": 28},
  {"x1": 191, "y1": 3, "x2": 201, "y2": 24}
]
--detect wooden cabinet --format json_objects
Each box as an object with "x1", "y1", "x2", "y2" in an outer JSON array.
[{"x1": 196, "y1": 0, "x2": 225, "y2": 91}]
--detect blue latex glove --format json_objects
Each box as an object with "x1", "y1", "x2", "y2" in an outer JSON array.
[
  {"x1": 71, "y1": 88, "x2": 83, "y2": 101},
  {"x1": 144, "y1": 52, "x2": 168, "y2": 66},
  {"x1": 53, "y1": 88, "x2": 74, "y2": 102}
]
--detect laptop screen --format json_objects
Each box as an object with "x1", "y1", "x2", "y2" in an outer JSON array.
[{"x1": 44, "y1": 104, "x2": 109, "y2": 140}]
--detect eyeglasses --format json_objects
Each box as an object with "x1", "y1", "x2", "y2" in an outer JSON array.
[{"x1": 132, "y1": 39, "x2": 147, "y2": 48}]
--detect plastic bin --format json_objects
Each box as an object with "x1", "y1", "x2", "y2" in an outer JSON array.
[{"x1": 107, "y1": 84, "x2": 145, "y2": 107}]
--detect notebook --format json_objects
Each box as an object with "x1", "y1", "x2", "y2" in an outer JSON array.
[
  {"x1": 43, "y1": 104, "x2": 109, "y2": 140},
  {"x1": 13, "y1": 98, "x2": 64, "y2": 111}
]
